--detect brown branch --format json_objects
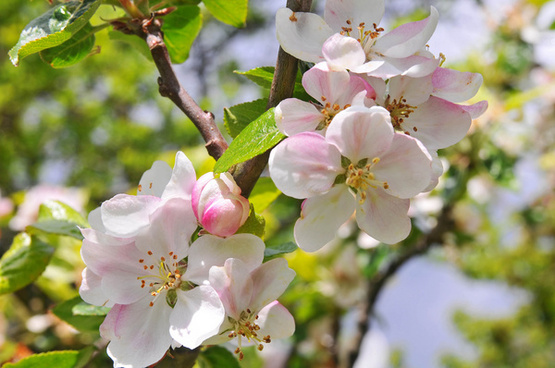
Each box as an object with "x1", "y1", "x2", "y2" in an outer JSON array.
[
  {"x1": 139, "y1": 18, "x2": 228, "y2": 161},
  {"x1": 345, "y1": 205, "x2": 455, "y2": 368},
  {"x1": 230, "y1": 0, "x2": 313, "y2": 197}
]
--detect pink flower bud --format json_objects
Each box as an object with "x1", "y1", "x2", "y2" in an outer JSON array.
[{"x1": 192, "y1": 172, "x2": 250, "y2": 237}]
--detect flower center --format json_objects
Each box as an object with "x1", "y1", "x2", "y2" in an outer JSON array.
[
  {"x1": 385, "y1": 96, "x2": 417, "y2": 134},
  {"x1": 137, "y1": 250, "x2": 187, "y2": 307},
  {"x1": 340, "y1": 20, "x2": 384, "y2": 59},
  {"x1": 345, "y1": 158, "x2": 389, "y2": 203},
  {"x1": 317, "y1": 97, "x2": 352, "y2": 130},
  {"x1": 227, "y1": 309, "x2": 272, "y2": 360}
]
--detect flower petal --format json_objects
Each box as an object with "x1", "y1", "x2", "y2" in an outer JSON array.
[
  {"x1": 269, "y1": 132, "x2": 342, "y2": 199},
  {"x1": 161, "y1": 151, "x2": 197, "y2": 201},
  {"x1": 372, "y1": 133, "x2": 432, "y2": 198},
  {"x1": 322, "y1": 34, "x2": 367, "y2": 70},
  {"x1": 368, "y1": 53, "x2": 439, "y2": 79},
  {"x1": 461, "y1": 100, "x2": 488, "y2": 119},
  {"x1": 387, "y1": 74, "x2": 433, "y2": 106},
  {"x1": 138, "y1": 160, "x2": 172, "y2": 197},
  {"x1": 432, "y1": 68, "x2": 483, "y2": 102},
  {"x1": 275, "y1": 99, "x2": 324, "y2": 135},
  {"x1": 373, "y1": 7, "x2": 438, "y2": 58},
  {"x1": 185, "y1": 234, "x2": 265, "y2": 285},
  {"x1": 302, "y1": 62, "x2": 350, "y2": 105},
  {"x1": 257, "y1": 301, "x2": 295, "y2": 340},
  {"x1": 276, "y1": 8, "x2": 334, "y2": 63},
  {"x1": 294, "y1": 186, "x2": 355, "y2": 252},
  {"x1": 250, "y1": 258, "x2": 295, "y2": 312},
  {"x1": 100, "y1": 194, "x2": 161, "y2": 238},
  {"x1": 101, "y1": 299, "x2": 173, "y2": 368},
  {"x1": 170, "y1": 285, "x2": 225, "y2": 349},
  {"x1": 356, "y1": 187, "x2": 411, "y2": 244},
  {"x1": 79, "y1": 267, "x2": 113, "y2": 307},
  {"x1": 209, "y1": 259, "x2": 253, "y2": 320},
  {"x1": 326, "y1": 106, "x2": 393, "y2": 162},
  {"x1": 324, "y1": 0, "x2": 384, "y2": 32}
]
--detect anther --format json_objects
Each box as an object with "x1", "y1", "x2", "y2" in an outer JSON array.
[
  {"x1": 138, "y1": 184, "x2": 142, "y2": 192},
  {"x1": 289, "y1": 12, "x2": 297, "y2": 22}
]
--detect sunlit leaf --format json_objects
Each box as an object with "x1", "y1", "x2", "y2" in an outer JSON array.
[
  {"x1": 235, "y1": 66, "x2": 310, "y2": 100},
  {"x1": 236, "y1": 204, "x2": 265, "y2": 238},
  {"x1": 224, "y1": 98, "x2": 268, "y2": 138},
  {"x1": 52, "y1": 296, "x2": 107, "y2": 332},
  {"x1": 248, "y1": 177, "x2": 281, "y2": 213},
  {"x1": 162, "y1": 5, "x2": 202, "y2": 64},
  {"x1": 37, "y1": 200, "x2": 87, "y2": 226},
  {"x1": 39, "y1": 23, "x2": 96, "y2": 68},
  {"x1": 2, "y1": 351, "x2": 80, "y2": 368},
  {"x1": 203, "y1": 0, "x2": 248, "y2": 28},
  {"x1": 264, "y1": 241, "x2": 297, "y2": 259}
]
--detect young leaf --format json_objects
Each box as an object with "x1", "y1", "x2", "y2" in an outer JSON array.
[
  {"x1": 236, "y1": 204, "x2": 265, "y2": 238},
  {"x1": 236, "y1": 66, "x2": 310, "y2": 100},
  {"x1": 2, "y1": 351, "x2": 80, "y2": 368},
  {"x1": 9, "y1": 0, "x2": 102, "y2": 66},
  {"x1": 51, "y1": 296, "x2": 107, "y2": 333},
  {"x1": 203, "y1": 0, "x2": 248, "y2": 28},
  {"x1": 37, "y1": 200, "x2": 87, "y2": 226},
  {"x1": 264, "y1": 241, "x2": 298, "y2": 259},
  {"x1": 39, "y1": 23, "x2": 96, "y2": 68},
  {"x1": 28, "y1": 220, "x2": 84, "y2": 240},
  {"x1": 162, "y1": 5, "x2": 202, "y2": 64},
  {"x1": 197, "y1": 346, "x2": 240, "y2": 368},
  {"x1": 214, "y1": 108, "x2": 284, "y2": 174},
  {"x1": 224, "y1": 98, "x2": 268, "y2": 138},
  {"x1": 0, "y1": 233, "x2": 55, "y2": 295}
]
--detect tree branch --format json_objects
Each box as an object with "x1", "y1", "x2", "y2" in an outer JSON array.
[
  {"x1": 345, "y1": 204, "x2": 455, "y2": 368},
  {"x1": 140, "y1": 18, "x2": 228, "y2": 161},
  {"x1": 230, "y1": 0, "x2": 313, "y2": 197}
]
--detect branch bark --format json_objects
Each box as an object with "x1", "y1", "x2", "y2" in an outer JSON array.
[{"x1": 140, "y1": 18, "x2": 229, "y2": 161}]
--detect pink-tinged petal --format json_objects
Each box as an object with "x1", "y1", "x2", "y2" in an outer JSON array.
[
  {"x1": 100, "y1": 194, "x2": 161, "y2": 238},
  {"x1": 161, "y1": 151, "x2": 197, "y2": 201},
  {"x1": 170, "y1": 285, "x2": 225, "y2": 349},
  {"x1": 388, "y1": 74, "x2": 433, "y2": 105},
  {"x1": 324, "y1": 0, "x2": 384, "y2": 32},
  {"x1": 423, "y1": 150, "x2": 443, "y2": 192},
  {"x1": 191, "y1": 172, "x2": 214, "y2": 219},
  {"x1": 250, "y1": 258, "x2": 295, "y2": 312},
  {"x1": 461, "y1": 100, "x2": 488, "y2": 119},
  {"x1": 432, "y1": 68, "x2": 483, "y2": 102},
  {"x1": 134, "y1": 198, "x2": 195, "y2": 258},
  {"x1": 372, "y1": 134, "x2": 432, "y2": 198},
  {"x1": 87, "y1": 207, "x2": 105, "y2": 233},
  {"x1": 269, "y1": 133, "x2": 342, "y2": 199},
  {"x1": 323, "y1": 34, "x2": 366, "y2": 70},
  {"x1": 356, "y1": 188, "x2": 411, "y2": 244},
  {"x1": 138, "y1": 160, "x2": 172, "y2": 197},
  {"x1": 368, "y1": 54, "x2": 439, "y2": 79},
  {"x1": 276, "y1": 8, "x2": 334, "y2": 63},
  {"x1": 363, "y1": 76, "x2": 388, "y2": 105},
  {"x1": 294, "y1": 186, "x2": 355, "y2": 252},
  {"x1": 209, "y1": 259, "x2": 253, "y2": 320},
  {"x1": 185, "y1": 234, "x2": 265, "y2": 284},
  {"x1": 101, "y1": 298, "x2": 173, "y2": 368},
  {"x1": 275, "y1": 99, "x2": 324, "y2": 135},
  {"x1": 373, "y1": 7, "x2": 439, "y2": 58},
  {"x1": 257, "y1": 301, "x2": 295, "y2": 340},
  {"x1": 336, "y1": 73, "x2": 377, "y2": 106},
  {"x1": 101, "y1": 270, "x2": 148, "y2": 305},
  {"x1": 79, "y1": 268, "x2": 113, "y2": 307},
  {"x1": 80, "y1": 227, "x2": 130, "y2": 246},
  {"x1": 81, "y1": 239, "x2": 139, "y2": 277},
  {"x1": 402, "y1": 96, "x2": 471, "y2": 150},
  {"x1": 326, "y1": 106, "x2": 393, "y2": 162}
]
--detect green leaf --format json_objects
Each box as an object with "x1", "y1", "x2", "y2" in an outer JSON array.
[
  {"x1": 224, "y1": 98, "x2": 268, "y2": 138},
  {"x1": 51, "y1": 296, "x2": 107, "y2": 333},
  {"x1": 236, "y1": 67, "x2": 310, "y2": 100},
  {"x1": 37, "y1": 200, "x2": 88, "y2": 226},
  {"x1": 108, "y1": 30, "x2": 152, "y2": 60},
  {"x1": 203, "y1": 0, "x2": 248, "y2": 27},
  {"x1": 162, "y1": 5, "x2": 203, "y2": 64},
  {"x1": 39, "y1": 23, "x2": 96, "y2": 68},
  {"x1": 248, "y1": 177, "x2": 281, "y2": 213},
  {"x1": 264, "y1": 241, "x2": 298, "y2": 259},
  {"x1": 198, "y1": 346, "x2": 240, "y2": 368},
  {"x1": 2, "y1": 350, "x2": 80, "y2": 368},
  {"x1": 29, "y1": 220, "x2": 83, "y2": 240},
  {"x1": 214, "y1": 108, "x2": 284, "y2": 174},
  {"x1": 0, "y1": 233, "x2": 55, "y2": 295},
  {"x1": 9, "y1": 0, "x2": 102, "y2": 66},
  {"x1": 236, "y1": 204, "x2": 265, "y2": 238},
  {"x1": 72, "y1": 300, "x2": 111, "y2": 316}
]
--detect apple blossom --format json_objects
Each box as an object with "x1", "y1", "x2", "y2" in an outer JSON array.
[
  {"x1": 204, "y1": 257, "x2": 296, "y2": 360},
  {"x1": 275, "y1": 61, "x2": 375, "y2": 136},
  {"x1": 276, "y1": 0, "x2": 439, "y2": 77},
  {"x1": 269, "y1": 106, "x2": 433, "y2": 251},
  {"x1": 192, "y1": 172, "x2": 250, "y2": 237}
]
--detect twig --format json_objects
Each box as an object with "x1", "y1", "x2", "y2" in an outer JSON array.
[
  {"x1": 345, "y1": 204, "x2": 455, "y2": 368},
  {"x1": 230, "y1": 0, "x2": 313, "y2": 197},
  {"x1": 140, "y1": 18, "x2": 228, "y2": 161}
]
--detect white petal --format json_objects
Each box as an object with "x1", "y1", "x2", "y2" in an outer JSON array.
[
  {"x1": 79, "y1": 268, "x2": 113, "y2": 307},
  {"x1": 372, "y1": 133, "x2": 432, "y2": 198},
  {"x1": 250, "y1": 258, "x2": 296, "y2": 312},
  {"x1": 100, "y1": 194, "x2": 161, "y2": 238},
  {"x1": 302, "y1": 62, "x2": 352, "y2": 105},
  {"x1": 356, "y1": 188, "x2": 411, "y2": 244},
  {"x1": 294, "y1": 186, "x2": 355, "y2": 252},
  {"x1": 101, "y1": 299, "x2": 173, "y2": 368},
  {"x1": 387, "y1": 74, "x2": 433, "y2": 105},
  {"x1": 324, "y1": 0, "x2": 384, "y2": 32},
  {"x1": 368, "y1": 54, "x2": 439, "y2": 79},
  {"x1": 432, "y1": 68, "x2": 484, "y2": 102},
  {"x1": 170, "y1": 286, "x2": 225, "y2": 349},
  {"x1": 185, "y1": 234, "x2": 265, "y2": 285},
  {"x1": 208, "y1": 259, "x2": 253, "y2": 320},
  {"x1": 275, "y1": 99, "x2": 324, "y2": 135},
  {"x1": 138, "y1": 160, "x2": 172, "y2": 197},
  {"x1": 276, "y1": 8, "x2": 333, "y2": 63},
  {"x1": 322, "y1": 34, "x2": 366, "y2": 70},
  {"x1": 326, "y1": 106, "x2": 393, "y2": 162},
  {"x1": 373, "y1": 7, "x2": 439, "y2": 58},
  {"x1": 80, "y1": 227, "x2": 130, "y2": 246},
  {"x1": 269, "y1": 133, "x2": 343, "y2": 199},
  {"x1": 161, "y1": 151, "x2": 197, "y2": 201},
  {"x1": 257, "y1": 301, "x2": 295, "y2": 340}
]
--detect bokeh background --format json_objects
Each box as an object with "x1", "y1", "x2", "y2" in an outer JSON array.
[{"x1": 1, "y1": 0, "x2": 555, "y2": 367}]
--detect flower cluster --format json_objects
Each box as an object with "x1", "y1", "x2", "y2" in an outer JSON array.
[
  {"x1": 269, "y1": 0, "x2": 487, "y2": 252},
  {"x1": 79, "y1": 152, "x2": 295, "y2": 367}
]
